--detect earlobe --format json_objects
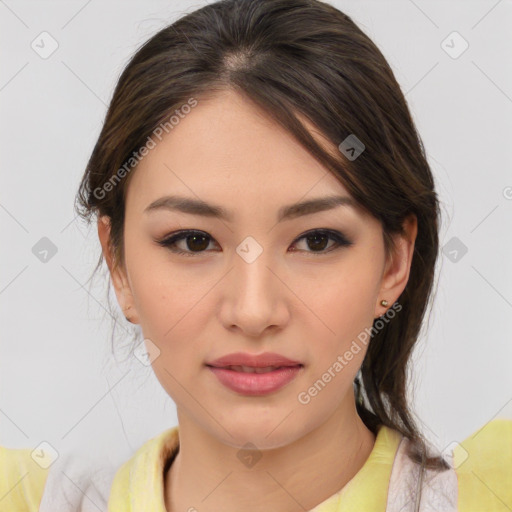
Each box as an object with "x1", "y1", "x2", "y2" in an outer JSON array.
[
  {"x1": 375, "y1": 214, "x2": 418, "y2": 317},
  {"x1": 97, "y1": 216, "x2": 140, "y2": 324}
]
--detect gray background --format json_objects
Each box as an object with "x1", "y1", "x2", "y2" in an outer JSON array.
[{"x1": 1, "y1": 0, "x2": 511, "y2": 468}]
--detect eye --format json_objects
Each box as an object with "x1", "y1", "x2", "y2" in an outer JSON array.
[
  {"x1": 155, "y1": 229, "x2": 353, "y2": 257},
  {"x1": 156, "y1": 230, "x2": 217, "y2": 257},
  {"x1": 291, "y1": 229, "x2": 353, "y2": 254}
]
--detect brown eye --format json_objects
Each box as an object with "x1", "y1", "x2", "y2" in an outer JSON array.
[
  {"x1": 157, "y1": 231, "x2": 216, "y2": 256},
  {"x1": 182, "y1": 233, "x2": 211, "y2": 252},
  {"x1": 303, "y1": 232, "x2": 331, "y2": 251},
  {"x1": 290, "y1": 229, "x2": 353, "y2": 254}
]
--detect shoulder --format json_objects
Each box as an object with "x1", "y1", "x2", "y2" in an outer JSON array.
[
  {"x1": 0, "y1": 427, "x2": 178, "y2": 512},
  {"x1": 454, "y1": 418, "x2": 512, "y2": 511},
  {"x1": 0, "y1": 445, "x2": 50, "y2": 511},
  {"x1": 0, "y1": 443, "x2": 116, "y2": 512},
  {"x1": 108, "y1": 426, "x2": 179, "y2": 507}
]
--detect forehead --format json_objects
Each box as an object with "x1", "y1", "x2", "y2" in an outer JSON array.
[{"x1": 126, "y1": 89, "x2": 353, "y2": 215}]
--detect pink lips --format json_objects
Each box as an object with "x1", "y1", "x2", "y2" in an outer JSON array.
[{"x1": 206, "y1": 351, "x2": 303, "y2": 396}]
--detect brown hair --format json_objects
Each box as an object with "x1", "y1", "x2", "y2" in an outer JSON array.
[{"x1": 75, "y1": 0, "x2": 450, "y2": 502}]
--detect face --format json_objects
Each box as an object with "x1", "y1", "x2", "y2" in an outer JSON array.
[{"x1": 99, "y1": 89, "x2": 416, "y2": 450}]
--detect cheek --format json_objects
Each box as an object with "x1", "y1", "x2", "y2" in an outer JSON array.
[
  {"x1": 297, "y1": 251, "x2": 382, "y2": 406},
  {"x1": 132, "y1": 268, "x2": 206, "y2": 343},
  {"x1": 125, "y1": 244, "x2": 216, "y2": 366},
  {"x1": 305, "y1": 253, "x2": 381, "y2": 344},
  {"x1": 295, "y1": 266, "x2": 378, "y2": 414},
  {"x1": 129, "y1": 262, "x2": 213, "y2": 399}
]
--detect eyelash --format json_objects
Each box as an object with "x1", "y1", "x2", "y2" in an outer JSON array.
[{"x1": 156, "y1": 229, "x2": 353, "y2": 257}]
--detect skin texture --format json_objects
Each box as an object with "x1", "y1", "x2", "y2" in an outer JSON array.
[{"x1": 98, "y1": 89, "x2": 417, "y2": 512}]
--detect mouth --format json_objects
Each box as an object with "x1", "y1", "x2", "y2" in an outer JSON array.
[
  {"x1": 207, "y1": 364, "x2": 303, "y2": 373},
  {"x1": 206, "y1": 364, "x2": 304, "y2": 395}
]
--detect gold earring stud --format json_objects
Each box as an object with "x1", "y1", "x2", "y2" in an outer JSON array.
[
  {"x1": 380, "y1": 299, "x2": 389, "y2": 307},
  {"x1": 123, "y1": 305, "x2": 134, "y2": 323}
]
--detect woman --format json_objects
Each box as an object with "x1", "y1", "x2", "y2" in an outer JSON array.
[{"x1": 1, "y1": 0, "x2": 511, "y2": 510}]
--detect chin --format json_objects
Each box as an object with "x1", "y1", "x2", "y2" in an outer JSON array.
[{"x1": 210, "y1": 413, "x2": 310, "y2": 451}]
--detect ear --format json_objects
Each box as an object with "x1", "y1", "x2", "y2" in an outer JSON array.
[
  {"x1": 374, "y1": 213, "x2": 418, "y2": 318},
  {"x1": 97, "y1": 215, "x2": 140, "y2": 324}
]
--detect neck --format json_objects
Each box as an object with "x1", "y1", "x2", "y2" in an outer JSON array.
[{"x1": 164, "y1": 399, "x2": 376, "y2": 512}]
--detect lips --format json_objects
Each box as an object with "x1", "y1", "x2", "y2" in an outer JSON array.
[
  {"x1": 207, "y1": 365, "x2": 303, "y2": 395},
  {"x1": 223, "y1": 365, "x2": 282, "y2": 373},
  {"x1": 206, "y1": 351, "x2": 303, "y2": 370},
  {"x1": 206, "y1": 352, "x2": 303, "y2": 395}
]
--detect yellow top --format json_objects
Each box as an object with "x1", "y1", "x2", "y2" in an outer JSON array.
[{"x1": 1, "y1": 418, "x2": 511, "y2": 511}]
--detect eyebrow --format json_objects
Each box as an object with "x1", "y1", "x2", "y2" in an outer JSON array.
[{"x1": 144, "y1": 194, "x2": 356, "y2": 223}]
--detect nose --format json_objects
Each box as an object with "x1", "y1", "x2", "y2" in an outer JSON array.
[{"x1": 218, "y1": 246, "x2": 290, "y2": 338}]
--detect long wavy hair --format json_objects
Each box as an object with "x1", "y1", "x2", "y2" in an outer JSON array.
[{"x1": 75, "y1": 0, "x2": 450, "y2": 506}]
